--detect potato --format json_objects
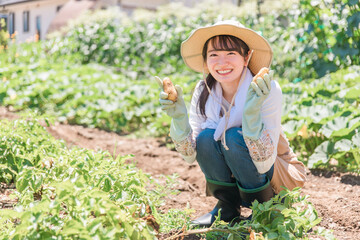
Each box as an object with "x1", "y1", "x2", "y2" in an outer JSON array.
[
  {"x1": 163, "y1": 77, "x2": 178, "y2": 102},
  {"x1": 253, "y1": 67, "x2": 269, "y2": 84}
]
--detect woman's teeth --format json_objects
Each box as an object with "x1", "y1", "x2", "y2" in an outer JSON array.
[{"x1": 217, "y1": 70, "x2": 232, "y2": 74}]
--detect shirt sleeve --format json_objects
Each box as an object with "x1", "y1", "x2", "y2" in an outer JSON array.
[
  {"x1": 171, "y1": 81, "x2": 205, "y2": 164},
  {"x1": 244, "y1": 80, "x2": 282, "y2": 173},
  {"x1": 189, "y1": 81, "x2": 206, "y2": 139}
]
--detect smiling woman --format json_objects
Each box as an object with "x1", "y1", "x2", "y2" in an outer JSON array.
[
  {"x1": 156, "y1": 20, "x2": 306, "y2": 227},
  {"x1": 204, "y1": 35, "x2": 249, "y2": 102}
]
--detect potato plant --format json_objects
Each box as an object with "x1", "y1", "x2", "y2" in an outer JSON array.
[
  {"x1": 0, "y1": 118, "x2": 161, "y2": 239},
  {"x1": 0, "y1": 117, "x2": 333, "y2": 239},
  {"x1": 281, "y1": 66, "x2": 360, "y2": 172},
  {"x1": 0, "y1": 60, "x2": 196, "y2": 137},
  {"x1": 0, "y1": 1, "x2": 354, "y2": 238}
]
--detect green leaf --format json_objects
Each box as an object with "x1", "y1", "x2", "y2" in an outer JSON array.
[
  {"x1": 103, "y1": 177, "x2": 111, "y2": 192},
  {"x1": 343, "y1": 87, "x2": 360, "y2": 100},
  {"x1": 0, "y1": 209, "x2": 20, "y2": 219},
  {"x1": 227, "y1": 233, "x2": 234, "y2": 240},
  {"x1": 62, "y1": 219, "x2": 86, "y2": 235},
  {"x1": 308, "y1": 104, "x2": 338, "y2": 123},
  {"x1": 308, "y1": 141, "x2": 334, "y2": 168},
  {"x1": 282, "y1": 120, "x2": 306, "y2": 138},
  {"x1": 334, "y1": 139, "x2": 352, "y2": 152},
  {"x1": 352, "y1": 132, "x2": 360, "y2": 148},
  {"x1": 319, "y1": 116, "x2": 348, "y2": 138},
  {"x1": 87, "y1": 219, "x2": 103, "y2": 235},
  {"x1": 266, "y1": 232, "x2": 279, "y2": 239},
  {"x1": 348, "y1": 117, "x2": 360, "y2": 130},
  {"x1": 123, "y1": 221, "x2": 135, "y2": 238}
]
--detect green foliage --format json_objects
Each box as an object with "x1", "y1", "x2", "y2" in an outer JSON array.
[
  {"x1": 0, "y1": 2, "x2": 351, "y2": 238},
  {"x1": 2, "y1": 1, "x2": 359, "y2": 81},
  {"x1": 0, "y1": 117, "x2": 57, "y2": 183},
  {"x1": 0, "y1": 117, "x2": 161, "y2": 239},
  {"x1": 281, "y1": 66, "x2": 360, "y2": 172},
  {"x1": 0, "y1": 19, "x2": 8, "y2": 49},
  {"x1": 43, "y1": 2, "x2": 299, "y2": 80},
  {"x1": 45, "y1": 9, "x2": 193, "y2": 80},
  {"x1": 0, "y1": 60, "x2": 198, "y2": 136},
  {"x1": 0, "y1": 0, "x2": 359, "y2": 172},
  {"x1": 0, "y1": 117, "x2": 332, "y2": 239},
  {"x1": 248, "y1": 188, "x2": 325, "y2": 239},
  {"x1": 2, "y1": 59, "x2": 358, "y2": 171},
  {"x1": 43, "y1": 0, "x2": 360, "y2": 80},
  {"x1": 0, "y1": 18, "x2": 8, "y2": 48},
  {"x1": 184, "y1": 188, "x2": 334, "y2": 240},
  {"x1": 294, "y1": 0, "x2": 360, "y2": 77}
]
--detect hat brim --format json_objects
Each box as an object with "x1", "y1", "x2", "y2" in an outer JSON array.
[{"x1": 181, "y1": 23, "x2": 273, "y2": 75}]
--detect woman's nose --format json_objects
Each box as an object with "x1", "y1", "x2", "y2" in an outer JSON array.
[{"x1": 217, "y1": 55, "x2": 228, "y2": 65}]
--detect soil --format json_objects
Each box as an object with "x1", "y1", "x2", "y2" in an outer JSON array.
[{"x1": 1, "y1": 106, "x2": 359, "y2": 239}]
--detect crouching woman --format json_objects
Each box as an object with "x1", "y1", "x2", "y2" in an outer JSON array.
[{"x1": 156, "y1": 20, "x2": 306, "y2": 227}]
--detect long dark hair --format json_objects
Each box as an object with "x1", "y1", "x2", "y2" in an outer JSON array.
[{"x1": 198, "y1": 35, "x2": 250, "y2": 117}]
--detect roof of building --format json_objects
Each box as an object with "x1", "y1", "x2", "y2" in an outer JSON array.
[
  {"x1": 47, "y1": 0, "x2": 96, "y2": 33},
  {"x1": 0, "y1": 0, "x2": 41, "y2": 6}
]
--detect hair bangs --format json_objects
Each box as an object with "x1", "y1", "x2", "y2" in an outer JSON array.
[
  {"x1": 209, "y1": 35, "x2": 240, "y2": 52},
  {"x1": 203, "y1": 35, "x2": 249, "y2": 59}
]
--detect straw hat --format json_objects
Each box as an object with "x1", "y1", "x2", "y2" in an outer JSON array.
[{"x1": 181, "y1": 20, "x2": 273, "y2": 75}]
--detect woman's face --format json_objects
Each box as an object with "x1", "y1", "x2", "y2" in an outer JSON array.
[{"x1": 205, "y1": 37, "x2": 247, "y2": 85}]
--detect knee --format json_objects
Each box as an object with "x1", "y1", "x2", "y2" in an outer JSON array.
[
  {"x1": 224, "y1": 127, "x2": 247, "y2": 150},
  {"x1": 196, "y1": 129, "x2": 216, "y2": 152}
]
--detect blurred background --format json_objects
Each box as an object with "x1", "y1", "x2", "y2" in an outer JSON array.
[{"x1": 0, "y1": 0, "x2": 359, "y2": 172}]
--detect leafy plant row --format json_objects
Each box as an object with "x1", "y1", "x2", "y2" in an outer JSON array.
[
  {"x1": 0, "y1": 117, "x2": 333, "y2": 239},
  {"x1": 0, "y1": 60, "x2": 197, "y2": 137},
  {"x1": 0, "y1": 117, "x2": 165, "y2": 239},
  {"x1": 193, "y1": 188, "x2": 334, "y2": 240},
  {"x1": 1, "y1": 0, "x2": 358, "y2": 81},
  {"x1": 294, "y1": 0, "x2": 360, "y2": 77},
  {"x1": 1, "y1": 55, "x2": 359, "y2": 171},
  {"x1": 281, "y1": 66, "x2": 360, "y2": 172}
]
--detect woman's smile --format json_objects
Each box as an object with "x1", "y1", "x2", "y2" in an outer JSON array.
[{"x1": 216, "y1": 69, "x2": 233, "y2": 75}]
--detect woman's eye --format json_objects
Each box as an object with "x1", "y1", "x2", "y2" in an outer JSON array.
[
  {"x1": 228, "y1": 52, "x2": 236, "y2": 55},
  {"x1": 209, "y1": 53, "x2": 218, "y2": 57}
]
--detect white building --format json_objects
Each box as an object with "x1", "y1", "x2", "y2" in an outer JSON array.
[
  {"x1": 0, "y1": 0, "x2": 123, "y2": 42},
  {"x1": 0, "y1": 0, "x2": 241, "y2": 43},
  {"x1": 0, "y1": 0, "x2": 69, "y2": 42}
]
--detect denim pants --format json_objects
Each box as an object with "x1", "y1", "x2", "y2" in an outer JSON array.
[{"x1": 196, "y1": 127, "x2": 274, "y2": 190}]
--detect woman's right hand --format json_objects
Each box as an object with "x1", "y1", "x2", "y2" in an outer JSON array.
[
  {"x1": 155, "y1": 76, "x2": 188, "y2": 120},
  {"x1": 155, "y1": 76, "x2": 191, "y2": 142}
]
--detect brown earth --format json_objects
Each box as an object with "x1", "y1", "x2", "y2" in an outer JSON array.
[{"x1": 1, "y1": 107, "x2": 359, "y2": 239}]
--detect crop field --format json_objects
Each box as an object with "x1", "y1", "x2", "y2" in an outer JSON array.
[{"x1": 0, "y1": 0, "x2": 359, "y2": 239}]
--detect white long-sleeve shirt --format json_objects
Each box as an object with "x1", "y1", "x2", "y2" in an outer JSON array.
[{"x1": 172, "y1": 69, "x2": 283, "y2": 174}]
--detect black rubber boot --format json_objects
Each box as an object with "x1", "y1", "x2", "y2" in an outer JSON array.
[
  {"x1": 237, "y1": 178, "x2": 274, "y2": 208},
  {"x1": 191, "y1": 180, "x2": 241, "y2": 227}
]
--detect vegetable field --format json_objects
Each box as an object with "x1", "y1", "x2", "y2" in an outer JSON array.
[{"x1": 0, "y1": 0, "x2": 359, "y2": 239}]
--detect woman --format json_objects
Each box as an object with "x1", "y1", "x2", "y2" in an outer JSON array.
[{"x1": 156, "y1": 20, "x2": 306, "y2": 227}]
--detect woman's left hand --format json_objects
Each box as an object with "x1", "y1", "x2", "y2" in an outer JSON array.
[
  {"x1": 242, "y1": 70, "x2": 274, "y2": 140},
  {"x1": 250, "y1": 70, "x2": 274, "y2": 98}
]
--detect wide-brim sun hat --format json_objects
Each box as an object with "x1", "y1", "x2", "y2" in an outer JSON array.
[{"x1": 181, "y1": 20, "x2": 273, "y2": 75}]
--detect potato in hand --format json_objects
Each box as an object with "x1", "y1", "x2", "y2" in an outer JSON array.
[
  {"x1": 162, "y1": 77, "x2": 178, "y2": 102},
  {"x1": 253, "y1": 67, "x2": 269, "y2": 84}
]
